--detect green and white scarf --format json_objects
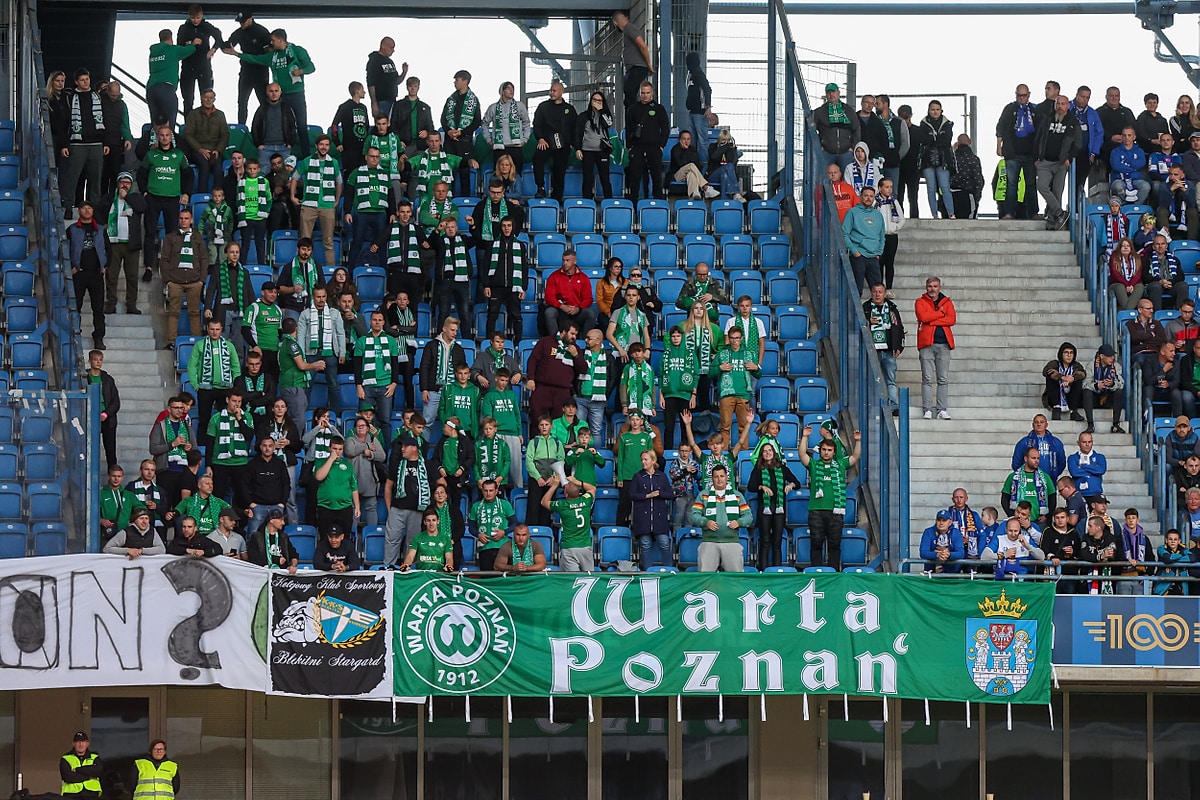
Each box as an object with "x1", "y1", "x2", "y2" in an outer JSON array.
[
  {"x1": 163, "y1": 419, "x2": 191, "y2": 468},
  {"x1": 479, "y1": 199, "x2": 508, "y2": 242},
  {"x1": 366, "y1": 132, "x2": 401, "y2": 181},
  {"x1": 510, "y1": 538, "x2": 535, "y2": 567},
  {"x1": 866, "y1": 302, "x2": 892, "y2": 350},
  {"x1": 352, "y1": 166, "x2": 390, "y2": 212},
  {"x1": 212, "y1": 410, "x2": 252, "y2": 461},
  {"x1": 732, "y1": 314, "x2": 761, "y2": 359},
  {"x1": 198, "y1": 338, "x2": 234, "y2": 388},
  {"x1": 386, "y1": 221, "x2": 422, "y2": 272},
  {"x1": 442, "y1": 234, "x2": 470, "y2": 282},
  {"x1": 395, "y1": 457, "x2": 431, "y2": 507},
  {"x1": 106, "y1": 198, "x2": 129, "y2": 241},
  {"x1": 760, "y1": 465, "x2": 786, "y2": 513},
  {"x1": 178, "y1": 233, "x2": 196, "y2": 272},
  {"x1": 623, "y1": 361, "x2": 654, "y2": 415},
  {"x1": 487, "y1": 238, "x2": 525, "y2": 289},
  {"x1": 358, "y1": 333, "x2": 399, "y2": 386},
  {"x1": 434, "y1": 338, "x2": 455, "y2": 387},
  {"x1": 443, "y1": 90, "x2": 479, "y2": 130},
  {"x1": 392, "y1": 305, "x2": 414, "y2": 358},
  {"x1": 826, "y1": 101, "x2": 850, "y2": 126},
  {"x1": 414, "y1": 152, "x2": 455, "y2": 195},
  {"x1": 299, "y1": 155, "x2": 338, "y2": 208},
  {"x1": 286, "y1": 257, "x2": 320, "y2": 301},
  {"x1": 477, "y1": 435, "x2": 505, "y2": 479},
  {"x1": 490, "y1": 100, "x2": 523, "y2": 146},
  {"x1": 69, "y1": 91, "x2": 104, "y2": 139},
  {"x1": 699, "y1": 489, "x2": 747, "y2": 522},
  {"x1": 238, "y1": 176, "x2": 270, "y2": 221},
  {"x1": 218, "y1": 262, "x2": 249, "y2": 314},
  {"x1": 203, "y1": 202, "x2": 233, "y2": 245},
  {"x1": 687, "y1": 324, "x2": 715, "y2": 372},
  {"x1": 307, "y1": 306, "x2": 335, "y2": 356},
  {"x1": 581, "y1": 349, "x2": 608, "y2": 400},
  {"x1": 612, "y1": 305, "x2": 647, "y2": 350}
]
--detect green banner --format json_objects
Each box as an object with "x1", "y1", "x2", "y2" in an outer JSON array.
[{"x1": 391, "y1": 573, "x2": 1054, "y2": 704}]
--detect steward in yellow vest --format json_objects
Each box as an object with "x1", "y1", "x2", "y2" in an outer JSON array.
[
  {"x1": 132, "y1": 741, "x2": 179, "y2": 800},
  {"x1": 60, "y1": 732, "x2": 103, "y2": 800}
]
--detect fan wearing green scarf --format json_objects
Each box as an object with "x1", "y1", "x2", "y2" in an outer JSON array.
[
  {"x1": 814, "y1": 82, "x2": 861, "y2": 168},
  {"x1": 203, "y1": 242, "x2": 255, "y2": 354},
  {"x1": 482, "y1": 81, "x2": 532, "y2": 173}
]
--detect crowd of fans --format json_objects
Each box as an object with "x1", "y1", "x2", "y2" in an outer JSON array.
[{"x1": 48, "y1": 5, "x2": 871, "y2": 574}]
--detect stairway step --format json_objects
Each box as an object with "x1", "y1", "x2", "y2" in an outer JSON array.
[
  {"x1": 895, "y1": 254, "x2": 1079, "y2": 267},
  {"x1": 903, "y1": 219, "x2": 1050, "y2": 231},
  {"x1": 902, "y1": 230, "x2": 1071, "y2": 244}
]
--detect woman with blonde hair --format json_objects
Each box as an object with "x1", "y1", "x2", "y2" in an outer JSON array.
[
  {"x1": 707, "y1": 128, "x2": 743, "y2": 200},
  {"x1": 1169, "y1": 94, "x2": 1200, "y2": 152},
  {"x1": 492, "y1": 152, "x2": 520, "y2": 196}
]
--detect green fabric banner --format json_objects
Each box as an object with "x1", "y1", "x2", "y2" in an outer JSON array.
[{"x1": 392, "y1": 573, "x2": 1054, "y2": 704}]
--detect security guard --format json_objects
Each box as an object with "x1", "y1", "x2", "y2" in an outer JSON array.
[
  {"x1": 132, "y1": 740, "x2": 180, "y2": 800},
  {"x1": 60, "y1": 731, "x2": 103, "y2": 800}
]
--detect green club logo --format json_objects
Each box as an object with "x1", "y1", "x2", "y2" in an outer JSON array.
[{"x1": 400, "y1": 578, "x2": 515, "y2": 693}]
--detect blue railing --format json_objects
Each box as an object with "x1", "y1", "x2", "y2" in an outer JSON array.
[{"x1": 767, "y1": 0, "x2": 909, "y2": 569}]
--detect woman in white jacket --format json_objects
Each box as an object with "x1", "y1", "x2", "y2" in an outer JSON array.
[{"x1": 875, "y1": 176, "x2": 905, "y2": 298}]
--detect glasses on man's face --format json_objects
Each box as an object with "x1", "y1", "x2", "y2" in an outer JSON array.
[
  {"x1": 1017, "y1": 93, "x2": 1030, "y2": 98},
  {"x1": 630, "y1": 273, "x2": 642, "y2": 278}
]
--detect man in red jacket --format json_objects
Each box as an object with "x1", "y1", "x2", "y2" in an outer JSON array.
[
  {"x1": 542, "y1": 249, "x2": 597, "y2": 336},
  {"x1": 915, "y1": 275, "x2": 956, "y2": 420}
]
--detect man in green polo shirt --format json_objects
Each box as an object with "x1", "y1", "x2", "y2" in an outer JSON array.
[
  {"x1": 100, "y1": 464, "x2": 144, "y2": 541},
  {"x1": 276, "y1": 316, "x2": 326, "y2": 433},
  {"x1": 243, "y1": 282, "x2": 283, "y2": 377},
  {"x1": 542, "y1": 474, "x2": 596, "y2": 572},
  {"x1": 469, "y1": 479, "x2": 514, "y2": 572},
  {"x1": 173, "y1": 473, "x2": 231, "y2": 536},
  {"x1": 399, "y1": 508, "x2": 454, "y2": 571},
  {"x1": 314, "y1": 436, "x2": 360, "y2": 538},
  {"x1": 799, "y1": 424, "x2": 862, "y2": 571},
  {"x1": 140, "y1": 124, "x2": 194, "y2": 270}
]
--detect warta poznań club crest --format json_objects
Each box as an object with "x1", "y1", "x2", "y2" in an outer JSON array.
[{"x1": 966, "y1": 589, "x2": 1037, "y2": 698}]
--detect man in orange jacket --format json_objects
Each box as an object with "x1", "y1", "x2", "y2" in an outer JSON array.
[{"x1": 915, "y1": 275, "x2": 956, "y2": 420}]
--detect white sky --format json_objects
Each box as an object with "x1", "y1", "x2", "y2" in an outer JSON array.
[{"x1": 114, "y1": 11, "x2": 1200, "y2": 211}]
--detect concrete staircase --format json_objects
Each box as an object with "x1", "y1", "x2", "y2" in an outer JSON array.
[
  {"x1": 891, "y1": 219, "x2": 1157, "y2": 555},
  {"x1": 80, "y1": 272, "x2": 177, "y2": 472}
]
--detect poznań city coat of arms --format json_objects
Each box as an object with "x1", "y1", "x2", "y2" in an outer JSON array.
[{"x1": 966, "y1": 589, "x2": 1037, "y2": 697}]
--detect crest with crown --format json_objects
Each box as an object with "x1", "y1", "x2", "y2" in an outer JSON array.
[{"x1": 977, "y1": 589, "x2": 1028, "y2": 619}]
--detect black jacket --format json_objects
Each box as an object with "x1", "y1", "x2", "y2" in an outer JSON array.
[
  {"x1": 995, "y1": 101, "x2": 1039, "y2": 158},
  {"x1": 101, "y1": 92, "x2": 130, "y2": 150},
  {"x1": 857, "y1": 112, "x2": 889, "y2": 166},
  {"x1": 1034, "y1": 112, "x2": 1082, "y2": 163},
  {"x1": 1136, "y1": 110, "x2": 1170, "y2": 153},
  {"x1": 247, "y1": 527, "x2": 299, "y2": 567},
  {"x1": 915, "y1": 116, "x2": 955, "y2": 171},
  {"x1": 532, "y1": 98, "x2": 578, "y2": 149},
  {"x1": 59, "y1": 88, "x2": 107, "y2": 145},
  {"x1": 482, "y1": 237, "x2": 528, "y2": 291},
  {"x1": 97, "y1": 190, "x2": 146, "y2": 250},
  {"x1": 418, "y1": 338, "x2": 467, "y2": 393},
  {"x1": 391, "y1": 97, "x2": 435, "y2": 150},
  {"x1": 684, "y1": 53, "x2": 712, "y2": 113},
  {"x1": 251, "y1": 100, "x2": 298, "y2": 148},
  {"x1": 575, "y1": 108, "x2": 614, "y2": 151},
  {"x1": 85, "y1": 369, "x2": 121, "y2": 416},
  {"x1": 875, "y1": 113, "x2": 906, "y2": 168},
  {"x1": 166, "y1": 531, "x2": 222, "y2": 557},
  {"x1": 234, "y1": 370, "x2": 278, "y2": 417},
  {"x1": 470, "y1": 198, "x2": 526, "y2": 242},
  {"x1": 430, "y1": 432, "x2": 475, "y2": 491},
  {"x1": 255, "y1": 415, "x2": 302, "y2": 466},
  {"x1": 668, "y1": 142, "x2": 702, "y2": 175},
  {"x1": 1097, "y1": 103, "x2": 1136, "y2": 160},
  {"x1": 626, "y1": 101, "x2": 670, "y2": 149},
  {"x1": 177, "y1": 18, "x2": 224, "y2": 71},
  {"x1": 245, "y1": 454, "x2": 292, "y2": 505},
  {"x1": 228, "y1": 21, "x2": 271, "y2": 64},
  {"x1": 862, "y1": 299, "x2": 905, "y2": 353},
  {"x1": 313, "y1": 537, "x2": 362, "y2": 571}
]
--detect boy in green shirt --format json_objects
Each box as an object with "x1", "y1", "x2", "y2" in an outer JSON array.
[
  {"x1": 542, "y1": 474, "x2": 597, "y2": 572},
  {"x1": 199, "y1": 186, "x2": 236, "y2": 265},
  {"x1": 798, "y1": 424, "x2": 862, "y2": 571},
  {"x1": 566, "y1": 426, "x2": 605, "y2": 487},
  {"x1": 621, "y1": 342, "x2": 657, "y2": 417},
  {"x1": 711, "y1": 327, "x2": 760, "y2": 441},
  {"x1": 551, "y1": 398, "x2": 589, "y2": 446},
  {"x1": 469, "y1": 479, "x2": 515, "y2": 571},
  {"x1": 481, "y1": 367, "x2": 523, "y2": 488},
  {"x1": 437, "y1": 363, "x2": 481, "y2": 436},
  {"x1": 475, "y1": 417, "x2": 511, "y2": 492},
  {"x1": 315, "y1": 437, "x2": 361, "y2": 538}
]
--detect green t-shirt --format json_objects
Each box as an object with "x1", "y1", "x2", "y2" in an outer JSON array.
[
  {"x1": 1001, "y1": 468, "x2": 1053, "y2": 516},
  {"x1": 317, "y1": 457, "x2": 358, "y2": 509},
  {"x1": 148, "y1": 41, "x2": 197, "y2": 87},
  {"x1": 469, "y1": 498, "x2": 515, "y2": 551},
  {"x1": 142, "y1": 147, "x2": 188, "y2": 198},
  {"x1": 278, "y1": 335, "x2": 309, "y2": 389},
  {"x1": 482, "y1": 388, "x2": 521, "y2": 436},
  {"x1": 207, "y1": 410, "x2": 254, "y2": 466},
  {"x1": 551, "y1": 493, "x2": 594, "y2": 550},
  {"x1": 411, "y1": 531, "x2": 450, "y2": 570},
  {"x1": 617, "y1": 430, "x2": 653, "y2": 482},
  {"x1": 807, "y1": 456, "x2": 849, "y2": 513},
  {"x1": 90, "y1": 373, "x2": 105, "y2": 412},
  {"x1": 566, "y1": 447, "x2": 605, "y2": 486},
  {"x1": 246, "y1": 301, "x2": 282, "y2": 352},
  {"x1": 660, "y1": 342, "x2": 699, "y2": 400}
]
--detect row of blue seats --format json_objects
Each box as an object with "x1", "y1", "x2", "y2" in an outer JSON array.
[
  {"x1": 532, "y1": 232, "x2": 793, "y2": 272},
  {"x1": 0, "y1": 521, "x2": 68, "y2": 558},
  {"x1": 0, "y1": 481, "x2": 63, "y2": 523},
  {"x1": 521, "y1": 197, "x2": 782, "y2": 237}
]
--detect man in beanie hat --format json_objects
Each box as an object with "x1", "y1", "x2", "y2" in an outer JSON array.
[
  {"x1": 1082, "y1": 343, "x2": 1125, "y2": 434},
  {"x1": 102, "y1": 506, "x2": 166, "y2": 558},
  {"x1": 98, "y1": 171, "x2": 146, "y2": 314},
  {"x1": 813, "y1": 82, "x2": 860, "y2": 170}
]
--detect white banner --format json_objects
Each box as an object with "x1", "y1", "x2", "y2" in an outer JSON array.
[{"x1": 0, "y1": 554, "x2": 268, "y2": 691}]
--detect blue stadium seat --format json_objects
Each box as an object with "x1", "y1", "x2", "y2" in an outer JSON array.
[
  {"x1": 791, "y1": 526, "x2": 811, "y2": 562},
  {"x1": 765, "y1": 412, "x2": 801, "y2": 449},
  {"x1": 189, "y1": 192, "x2": 211, "y2": 222},
  {"x1": 0, "y1": 484, "x2": 20, "y2": 521},
  {"x1": 510, "y1": 488, "x2": 527, "y2": 523},
  {"x1": 32, "y1": 522, "x2": 67, "y2": 556},
  {"x1": 14, "y1": 370, "x2": 47, "y2": 391},
  {"x1": 598, "y1": 526, "x2": 632, "y2": 565},
  {"x1": 9, "y1": 333, "x2": 41, "y2": 369},
  {"x1": 528, "y1": 198, "x2": 561, "y2": 234},
  {"x1": 729, "y1": 270, "x2": 763, "y2": 299},
  {"x1": 452, "y1": 196, "x2": 478, "y2": 217},
  {"x1": 600, "y1": 199, "x2": 635, "y2": 233},
  {"x1": 564, "y1": 198, "x2": 598, "y2": 234},
  {"x1": 21, "y1": 444, "x2": 57, "y2": 481},
  {"x1": 676, "y1": 527, "x2": 703, "y2": 566},
  {"x1": 842, "y1": 527, "x2": 869, "y2": 565},
  {"x1": 528, "y1": 526, "x2": 556, "y2": 562},
  {"x1": 674, "y1": 200, "x2": 708, "y2": 234},
  {"x1": 682, "y1": 234, "x2": 717, "y2": 269},
  {"x1": 776, "y1": 307, "x2": 810, "y2": 341},
  {"x1": 0, "y1": 121, "x2": 14, "y2": 154},
  {"x1": 0, "y1": 157, "x2": 18, "y2": 190},
  {"x1": 662, "y1": 308, "x2": 687, "y2": 332},
  {"x1": 26, "y1": 482, "x2": 62, "y2": 521},
  {"x1": 794, "y1": 377, "x2": 830, "y2": 414},
  {"x1": 637, "y1": 199, "x2": 671, "y2": 234},
  {"x1": 785, "y1": 340, "x2": 819, "y2": 376},
  {"x1": 0, "y1": 444, "x2": 16, "y2": 480},
  {"x1": 313, "y1": 238, "x2": 343, "y2": 268},
  {"x1": 0, "y1": 523, "x2": 25, "y2": 558},
  {"x1": 572, "y1": 233, "x2": 605, "y2": 269},
  {"x1": 767, "y1": 271, "x2": 801, "y2": 304},
  {"x1": 16, "y1": 410, "x2": 50, "y2": 448},
  {"x1": 646, "y1": 565, "x2": 679, "y2": 573},
  {"x1": 711, "y1": 200, "x2": 745, "y2": 236},
  {"x1": 4, "y1": 297, "x2": 36, "y2": 333},
  {"x1": 655, "y1": 269, "x2": 686, "y2": 304},
  {"x1": 759, "y1": 340, "x2": 780, "y2": 376},
  {"x1": 720, "y1": 234, "x2": 754, "y2": 270},
  {"x1": 646, "y1": 234, "x2": 681, "y2": 270},
  {"x1": 534, "y1": 233, "x2": 567, "y2": 268},
  {"x1": 0, "y1": 191, "x2": 21, "y2": 225},
  {"x1": 286, "y1": 525, "x2": 318, "y2": 563},
  {"x1": 593, "y1": 487, "x2": 619, "y2": 525},
  {"x1": 353, "y1": 266, "x2": 387, "y2": 304},
  {"x1": 757, "y1": 377, "x2": 792, "y2": 413},
  {"x1": 765, "y1": 565, "x2": 798, "y2": 573},
  {"x1": 608, "y1": 233, "x2": 642, "y2": 267},
  {"x1": 758, "y1": 235, "x2": 792, "y2": 270},
  {"x1": 2, "y1": 260, "x2": 33, "y2": 297},
  {"x1": 0, "y1": 407, "x2": 13, "y2": 443},
  {"x1": 747, "y1": 199, "x2": 781, "y2": 234},
  {"x1": 591, "y1": 450, "x2": 615, "y2": 485},
  {"x1": 176, "y1": 336, "x2": 199, "y2": 374},
  {"x1": 272, "y1": 233, "x2": 299, "y2": 267}
]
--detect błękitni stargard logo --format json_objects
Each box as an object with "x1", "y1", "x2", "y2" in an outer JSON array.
[
  {"x1": 400, "y1": 578, "x2": 516, "y2": 693},
  {"x1": 966, "y1": 589, "x2": 1037, "y2": 698}
]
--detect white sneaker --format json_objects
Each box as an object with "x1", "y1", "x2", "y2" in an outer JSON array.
[
  {"x1": 733, "y1": 193, "x2": 747, "y2": 203},
  {"x1": 703, "y1": 185, "x2": 720, "y2": 199},
  {"x1": 885, "y1": 289, "x2": 896, "y2": 300},
  {"x1": 690, "y1": 190, "x2": 702, "y2": 200},
  {"x1": 937, "y1": 410, "x2": 952, "y2": 420},
  {"x1": 922, "y1": 410, "x2": 933, "y2": 420}
]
